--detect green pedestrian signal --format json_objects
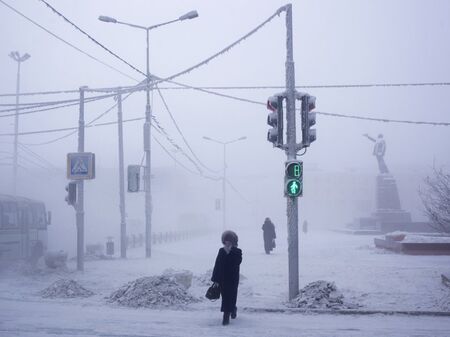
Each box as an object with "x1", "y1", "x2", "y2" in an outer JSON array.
[
  {"x1": 286, "y1": 179, "x2": 302, "y2": 197},
  {"x1": 284, "y1": 160, "x2": 303, "y2": 197}
]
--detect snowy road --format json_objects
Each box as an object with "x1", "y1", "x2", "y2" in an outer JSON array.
[
  {"x1": 1, "y1": 229, "x2": 450, "y2": 336},
  {"x1": 2, "y1": 297, "x2": 450, "y2": 337}
]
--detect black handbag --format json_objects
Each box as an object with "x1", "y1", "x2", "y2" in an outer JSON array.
[{"x1": 205, "y1": 284, "x2": 220, "y2": 300}]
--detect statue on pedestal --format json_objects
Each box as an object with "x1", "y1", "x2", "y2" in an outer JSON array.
[{"x1": 363, "y1": 133, "x2": 389, "y2": 174}]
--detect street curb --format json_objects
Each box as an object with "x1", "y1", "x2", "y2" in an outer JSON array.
[{"x1": 242, "y1": 307, "x2": 450, "y2": 317}]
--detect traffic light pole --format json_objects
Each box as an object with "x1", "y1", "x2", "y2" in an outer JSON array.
[
  {"x1": 76, "y1": 86, "x2": 86, "y2": 271},
  {"x1": 285, "y1": 4, "x2": 299, "y2": 301}
]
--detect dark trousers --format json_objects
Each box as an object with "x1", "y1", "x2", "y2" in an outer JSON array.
[{"x1": 220, "y1": 284, "x2": 238, "y2": 312}]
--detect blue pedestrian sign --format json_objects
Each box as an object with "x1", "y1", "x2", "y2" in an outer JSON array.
[{"x1": 67, "y1": 152, "x2": 95, "y2": 180}]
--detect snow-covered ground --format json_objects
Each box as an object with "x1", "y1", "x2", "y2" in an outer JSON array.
[{"x1": 1, "y1": 229, "x2": 450, "y2": 336}]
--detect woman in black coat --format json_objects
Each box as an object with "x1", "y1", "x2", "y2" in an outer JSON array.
[
  {"x1": 211, "y1": 230, "x2": 242, "y2": 325},
  {"x1": 262, "y1": 217, "x2": 276, "y2": 254}
]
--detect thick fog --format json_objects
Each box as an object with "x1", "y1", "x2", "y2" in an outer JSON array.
[{"x1": 1, "y1": 0, "x2": 449, "y2": 254}]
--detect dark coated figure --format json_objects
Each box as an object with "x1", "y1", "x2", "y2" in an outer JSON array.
[
  {"x1": 211, "y1": 230, "x2": 242, "y2": 325},
  {"x1": 262, "y1": 217, "x2": 276, "y2": 254}
]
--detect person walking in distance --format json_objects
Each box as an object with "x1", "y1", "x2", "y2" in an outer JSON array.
[
  {"x1": 262, "y1": 217, "x2": 276, "y2": 254},
  {"x1": 211, "y1": 230, "x2": 242, "y2": 325}
]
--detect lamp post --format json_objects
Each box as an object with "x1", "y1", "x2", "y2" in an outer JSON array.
[
  {"x1": 99, "y1": 10, "x2": 198, "y2": 258},
  {"x1": 9, "y1": 51, "x2": 30, "y2": 195},
  {"x1": 202, "y1": 136, "x2": 246, "y2": 230}
]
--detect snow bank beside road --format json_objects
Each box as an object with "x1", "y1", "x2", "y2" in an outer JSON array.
[
  {"x1": 40, "y1": 279, "x2": 94, "y2": 298},
  {"x1": 108, "y1": 275, "x2": 200, "y2": 308},
  {"x1": 288, "y1": 280, "x2": 361, "y2": 310}
]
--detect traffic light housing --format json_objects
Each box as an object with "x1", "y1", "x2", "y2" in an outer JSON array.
[
  {"x1": 127, "y1": 165, "x2": 141, "y2": 192},
  {"x1": 267, "y1": 95, "x2": 284, "y2": 148},
  {"x1": 301, "y1": 95, "x2": 316, "y2": 147},
  {"x1": 284, "y1": 160, "x2": 303, "y2": 197},
  {"x1": 65, "y1": 181, "x2": 77, "y2": 206}
]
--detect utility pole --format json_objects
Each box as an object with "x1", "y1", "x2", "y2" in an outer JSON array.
[
  {"x1": 98, "y1": 11, "x2": 199, "y2": 258},
  {"x1": 76, "y1": 86, "x2": 86, "y2": 271},
  {"x1": 9, "y1": 51, "x2": 30, "y2": 195},
  {"x1": 202, "y1": 136, "x2": 246, "y2": 231},
  {"x1": 117, "y1": 91, "x2": 127, "y2": 258},
  {"x1": 222, "y1": 143, "x2": 227, "y2": 230},
  {"x1": 285, "y1": 4, "x2": 299, "y2": 301},
  {"x1": 144, "y1": 29, "x2": 153, "y2": 258}
]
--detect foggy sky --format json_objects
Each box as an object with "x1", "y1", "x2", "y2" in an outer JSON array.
[
  {"x1": 0, "y1": 1, "x2": 449, "y2": 249},
  {"x1": 1, "y1": 0, "x2": 449, "y2": 172}
]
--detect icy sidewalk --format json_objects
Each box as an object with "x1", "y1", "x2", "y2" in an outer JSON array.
[
  {"x1": 1, "y1": 297, "x2": 450, "y2": 337},
  {"x1": 1, "y1": 228, "x2": 450, "y2": 336}
]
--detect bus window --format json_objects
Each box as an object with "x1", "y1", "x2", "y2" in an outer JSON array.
[
  {"x1": 31, "y1": 204, "x2": 46, "y2": 229},
  {"x1": 1, "y1": 202, "x2": 18, "y2": 228}
]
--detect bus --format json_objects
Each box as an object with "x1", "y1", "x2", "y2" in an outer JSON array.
[{"x1": 0, "y1": 194, "x2": 51, "y2": 262}]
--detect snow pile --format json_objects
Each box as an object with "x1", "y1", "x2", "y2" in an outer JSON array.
[
  {"x1": 288, "y1": 281, "x2": 359, "y2": 310},
  {"x1": 194, "y1": 269, "x2": 213, "y2": 286},
  {"x1": 40, "y1": 279, "x2": 94, "y2": 298},
  {"x1": 108, "y1": 275, "x2": 199, "y2": 308},
  {"x1": 162, "y1": 269, "x2": 193, "y2": 289}
]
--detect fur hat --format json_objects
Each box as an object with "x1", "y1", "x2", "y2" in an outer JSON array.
[{"x1": 221, "y1": 230, "x2": 238, "y2": 246}]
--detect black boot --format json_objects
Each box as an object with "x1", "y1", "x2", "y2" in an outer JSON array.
[
  {"x1": 222, "y1": 312, "x2": 230, "y2": 325},
  {"x1": 231, "y1": 307, "x2": 237, "y2": 319}
]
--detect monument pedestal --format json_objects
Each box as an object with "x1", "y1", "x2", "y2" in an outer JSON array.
[{"x1": 348, "y1": 174, "x2": 420, "y2": 233}]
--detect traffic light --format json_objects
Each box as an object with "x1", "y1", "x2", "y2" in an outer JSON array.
[
  {"x1": 267, "y1": 95, "x2": 284, "y2": 148},
  {"x1": 301, "y1": 95, "x2": 316, "y2": 147},
  {"x1": 65, "y1": 181, "x2": 77, "y2": 206},
  {"x1": 284, "y1": 160, "x2": 303, "y2": 197},
  {"x1": 127, "y1": 165, "x2": 141, "y2": 192}
]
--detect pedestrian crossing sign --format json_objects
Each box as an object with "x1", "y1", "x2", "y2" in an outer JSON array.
[{"x1": 67, "y1": 152, "x2": 95, "y2": 180}]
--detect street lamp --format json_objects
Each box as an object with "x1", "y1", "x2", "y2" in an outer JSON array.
[
  {"x1": 99, "y1": 11, "x2": 198, "y2": 258},
  {"x1": 9, "y1": 51, "x2": 31, "y2": 195},
  {"x1": 202, "y1": 136, "x2": 247, "y2": 230}
]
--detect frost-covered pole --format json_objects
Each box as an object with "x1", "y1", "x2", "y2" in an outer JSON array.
[
  {"x1": 76, "y1": 86, "x2": 87, "y2": 271},
  {"x1": 285, "y1": 3, "x2": 299, "y2": 300},
  {"x1": 222, "y1": 143, "x2": 227, "y2": 230},
  {"x1": 144, "y1": 28, "x2": 153, "y2": 258},
  {"x1": 117, "y1": 91, "x2": 127, "y2": 258},
  {"x1": 9, "y1": 51, "x2": 30, "y2": 195}
]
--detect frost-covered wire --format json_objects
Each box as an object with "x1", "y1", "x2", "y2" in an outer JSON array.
[
  {"x1": 18, "y1": 143, "x2": 59, "y2": 171},
  {"x1": 315, "y1": 111, "x2": 450, "y2": 126},
  {"x1": 0, "y1": 0, "x2": 139, "y2": 82},
  {"x1": 154, "y1": 82, "x2": 450, "y2": 90},
  {"x1": 150, "y1": 6, "x2": 287, "y2": 86},
  {"x1": 0, "y1": 93, "x2": 117, "y2": 117},
  {"x1": 226, "y1": 179, "x2": 250, "y2": 203},
  {"x1": 37, "y1": 0, "x2": 286, "y2": 91},
  {"x1": 151, "y1": 115, "x2": 203, "y2": 174},
  {"x1": 38, "y1": 0, "x2": 146, "y2": 77},
  {"x1": 155, "y1": 85, "x2": 219, "y2": 174},
  {"x1": 0, "y1": 94, "x2": 113, "y2": 113}
]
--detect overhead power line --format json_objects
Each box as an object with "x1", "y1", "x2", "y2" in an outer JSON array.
[
  {"x1": 153, "y1": 82, "x2": 450, "y2": 90},
  {"x1": 0, "y1": 0, "x2": 139, "y2": 82},
  {"x1": 0, "y1": 115, "x2": 145, "y2": 137},
  {"x1": 38, "y1": 0, "x2": 146, "y2": 77},
  {"x1": 3, "y1": 81, "x2": 450, "y2": 98},
  {"x1": 155, "y1": 85, "x2": 219, "y2": 174},
  {"x1": 0, "y1": 93, "x2": 116, "y2": 117},
  {"x1": 315, "y1": 111, "x2": 450, "y2": 126}
]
